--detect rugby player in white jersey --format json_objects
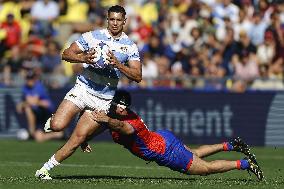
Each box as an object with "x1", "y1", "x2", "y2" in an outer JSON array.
[{"x1": 35, "y1": 5, "x2": 141, "y2": 179}]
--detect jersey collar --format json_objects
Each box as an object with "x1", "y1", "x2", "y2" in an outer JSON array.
[{"x1": 103, "y1": 28, "x2": 126, "y2": 41}]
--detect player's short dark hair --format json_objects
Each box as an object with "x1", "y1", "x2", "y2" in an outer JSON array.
[
  {"x1": 112, "y1": 90, "x2": 131, "y2": 107},
  {"x1": 108, "y1": 5, "x2": 126, "y2": 17}
]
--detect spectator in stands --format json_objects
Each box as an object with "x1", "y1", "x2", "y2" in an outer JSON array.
[
  {"x1": 22, "y1": 31, "x2": 45, "y2": 59},
  {"x1": 230, "y1": 79, "x2": 247, "y2": 93},
  {"x1": 164, "y1": 31, "x2": 183, "y2": 62},
  {"x1": 171, "y1": 61, "x2": 185, "y2": 88},
  {"x1": 188, "y1": 27, "x2": 204, "y2": 52},
  {"x1": 233, "y1": 8, "x2": 252, "y2": 41},
  {"x1": 203, "y1": 51, "x2": 227, "y2": 90},
  {"x1": 133, "y1": 16, "x2": 153, "y2": 43},
  {"x1": 16, "y1": 69, "x2": 64, "y2": 142},
  {"x1": 231, "y1": 50, "x2": 259, "y2": 82},
  {"x1": 174, "y1": 12, "x2": 198, "y2": 47},
  {"x1": 0, "y1": 14, "x2": 21, "y2": 56},
  {"x1": 265, "y1": 11, "x2": 284, "y2": 62},
  {"x1": 257, "y1": 31, "x2": 276, "y2": 66},
  {"x1": 87, "y1": 0, "x2": 104, "y2": 26},
  {"x1": 258, "y1": 0, "x2": 274, "y2": 23},
  {"x1": 141, "y1": 52, "x2": 158, "y2": 83},
  {"x1": 153, "y1": 55, "x2": 173, "y2": 87},
  {"x1": 249, "y1": 12, "x2": 267, "y2": 46},
  {"x1": 40, "y1": 40, "x2": 61, "y2": 73},
  {"x1": 0, "y1": 0, "x2": 22, "y2": 22},
  {"x1": 236, "y1": 31, "x2": 257, "y2": 58},
  {"x1": 57, "y1": 0, "x2": 68, "y2": 17},
  {"x1": 48, "y1": 64, "x2": 69, "y2": 89},
  {"x1": 212, "y1": 0, "x2": 240, "y2": 27},
  {"x1": 251, "y1": 64, "x2": 284, "y2": 90},
  {"x1": 141, "y1": 34, "x2": 164, "y2": 57},
  {"x1": 0, "y1": 13, "x2": 22, "y2": 86},
  {"x1": 219, "y1": 27, "x2": 238, "y2": 75},
  {"x1": 277, "y1": 1, "x2": 284, "y2": 26},
  {"x1": 19, "y1": 31, "x2": 45, "y2": 80},
  {"x1": 30, "y1": 0, "x2": 59, "y2": 37}
]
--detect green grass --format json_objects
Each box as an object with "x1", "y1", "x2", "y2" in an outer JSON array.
[{"x1": 0, "y1": 140, "x2": 283, "y2": 189}]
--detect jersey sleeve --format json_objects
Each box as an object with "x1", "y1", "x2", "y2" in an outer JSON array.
[
  {"x1": 128, "y1": 43, "x2": 140, "y2": 61},
  {"x1": 124, "y1": 112, "x2": 146, "y2": 133},
  {"x1": 75, "y1": 32, "x2": 92, "y2": 52}
]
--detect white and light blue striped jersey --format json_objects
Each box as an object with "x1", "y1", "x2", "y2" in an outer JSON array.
[{"x1": 75, "y1": 29, "x2": 140, "y2": 99}]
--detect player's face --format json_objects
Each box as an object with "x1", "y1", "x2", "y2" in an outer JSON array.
[
  {"x1": 115, "y1": 105, "x2": 128, "y2": 116},
  {"x1": 107, "y1": 12, "x2": 126, "y2": 37}
]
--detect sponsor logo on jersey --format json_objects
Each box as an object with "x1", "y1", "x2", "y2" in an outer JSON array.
[{"x1": 69, "y1": 93, "x2": 77, "y2": 98}]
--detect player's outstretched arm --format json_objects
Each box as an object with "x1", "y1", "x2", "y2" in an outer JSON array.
[
  {"x1": 91, "y1": 110, "x2": 134, "y2": 135},
  {"x1": 62, "y1": 42, "x2": 96, "y2": 64}
]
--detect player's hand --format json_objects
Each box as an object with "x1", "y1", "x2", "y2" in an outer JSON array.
[
  {"x1": 106, "y1": 50, "x2": 119, "y2": 67},
  {"x1": 81, "y1": 142, "x2": 92, "y2": 153},
  {"x1": 85, "y1": 48, "x2": 97, "y2": 64},
  {"x1": 92, "y1": 110, "x2": 110, "y2": 123}
]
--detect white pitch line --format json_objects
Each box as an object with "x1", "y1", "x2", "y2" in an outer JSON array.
[
  {"x1": 62, "y1": 163, "x2": 167, "y2": 170},
  {"x1": 0, "y1": 161, "x2": 167, "y2": 170}
]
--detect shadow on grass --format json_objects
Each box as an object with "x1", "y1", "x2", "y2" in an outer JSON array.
[
  {"x1": 53, "y1": 175, "x2": 273, "y2": 184},
  {"x1": 53, "y1": 175, "x2": 196, "y2": 181}
]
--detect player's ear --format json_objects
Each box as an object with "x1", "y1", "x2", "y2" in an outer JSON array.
[{"x1": 123, "y1": 18, "x2": 127, "y2": 25}]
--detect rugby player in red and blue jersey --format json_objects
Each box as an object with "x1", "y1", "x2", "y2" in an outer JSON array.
[{"x1": 92, "y1": 90, "x2": 264, "y2": 180}]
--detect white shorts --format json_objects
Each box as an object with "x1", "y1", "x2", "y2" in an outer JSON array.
[{"x1": 64, "y1": 81, "x2": 112, "y2": 112}]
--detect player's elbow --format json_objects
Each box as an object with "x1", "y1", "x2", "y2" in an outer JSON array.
[
  {"x1": 123, "y1": 127, "x2": 135, "y2": 135},
  {"x1": 114, "y1": 123, "x2": 134, "y2": 135},
  {"x1": 61, "y1": 49, "x2": 69, "y2": 61},
  {"x1": 134, "y1": 75, "x2": 142, "y2": 83},
  {"x1": 135, "y1": 79, "x2": 142, "y2": 83}
]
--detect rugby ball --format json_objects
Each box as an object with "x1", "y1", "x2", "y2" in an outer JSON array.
[
  {"x1": 92, "y1": 41, "x2": 110, "y2": 68},
  {"x1": 16, "y1": 128, "x2": 29, "y2": 140}
]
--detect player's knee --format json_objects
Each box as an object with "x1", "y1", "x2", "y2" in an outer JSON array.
[
  {"x1": 198, "y1": 163, "x2": 212, "y2": 176},
  {"x1": 50, "y1": 118, "x2": 65, "y2": 132},
  {"x1": 202, "y1": 164, "x2": 215, "y2": 175}
]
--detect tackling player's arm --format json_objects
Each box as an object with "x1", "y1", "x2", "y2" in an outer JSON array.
[
  {"x1": 91, "y1": 110, "x2": 134, "y2": 135},
  {"x1": 62, "y1": 42, "x2": 96, "y2": 64}
]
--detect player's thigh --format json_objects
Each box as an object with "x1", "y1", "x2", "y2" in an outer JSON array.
[
  {"x1": 187, "y1": 154, "x2": 210, "y2": 175},
  {"x1": 184, "y1": 145, "x2": 199, "y2": 156},
  {"x1": 51, "y1": 99, "x2": 81, "y2": 129},
  {"x1": 71, "y1": 110, "x2": 101, "y2": 140}
]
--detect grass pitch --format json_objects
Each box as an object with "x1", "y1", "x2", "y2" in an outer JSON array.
[{"x1": 0, "y1": 139, "x2": 283, "y2": 189}]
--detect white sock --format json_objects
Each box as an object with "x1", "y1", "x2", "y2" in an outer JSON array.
[{"x1": 42, "y1": 154, "x2": 60, "y2": 171}]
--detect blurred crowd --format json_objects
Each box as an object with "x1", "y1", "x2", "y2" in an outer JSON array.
[{"x1": 0, "y1": 0, "x2": 284, "y2": 92}]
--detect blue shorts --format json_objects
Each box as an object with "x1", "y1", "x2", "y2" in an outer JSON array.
[
  {"x1": 155, "y1": 130, "x2": 193, "y2": 173},
  {"x1": 31, "y1": 107, "x2": 52, "y2": 130}
]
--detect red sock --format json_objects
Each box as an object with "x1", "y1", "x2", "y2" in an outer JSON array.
[
  {"x1": 236, "y1": 160, "x2": 241, "y2": 170},
  {"x1": 223, "y1": 142, "x2": 229, "y2": 151},
  {"x1": 223, "y1": 142, "x2": 233, "y2": 151}
]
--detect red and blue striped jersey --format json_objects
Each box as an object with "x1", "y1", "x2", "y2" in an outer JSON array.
[{"x1": 111, "y1": 110, "x2": 166, "y2": 161}]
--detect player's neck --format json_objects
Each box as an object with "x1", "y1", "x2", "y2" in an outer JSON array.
[{"x1": 107, "y1": 28, "x2": 122, "y2": 39}]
